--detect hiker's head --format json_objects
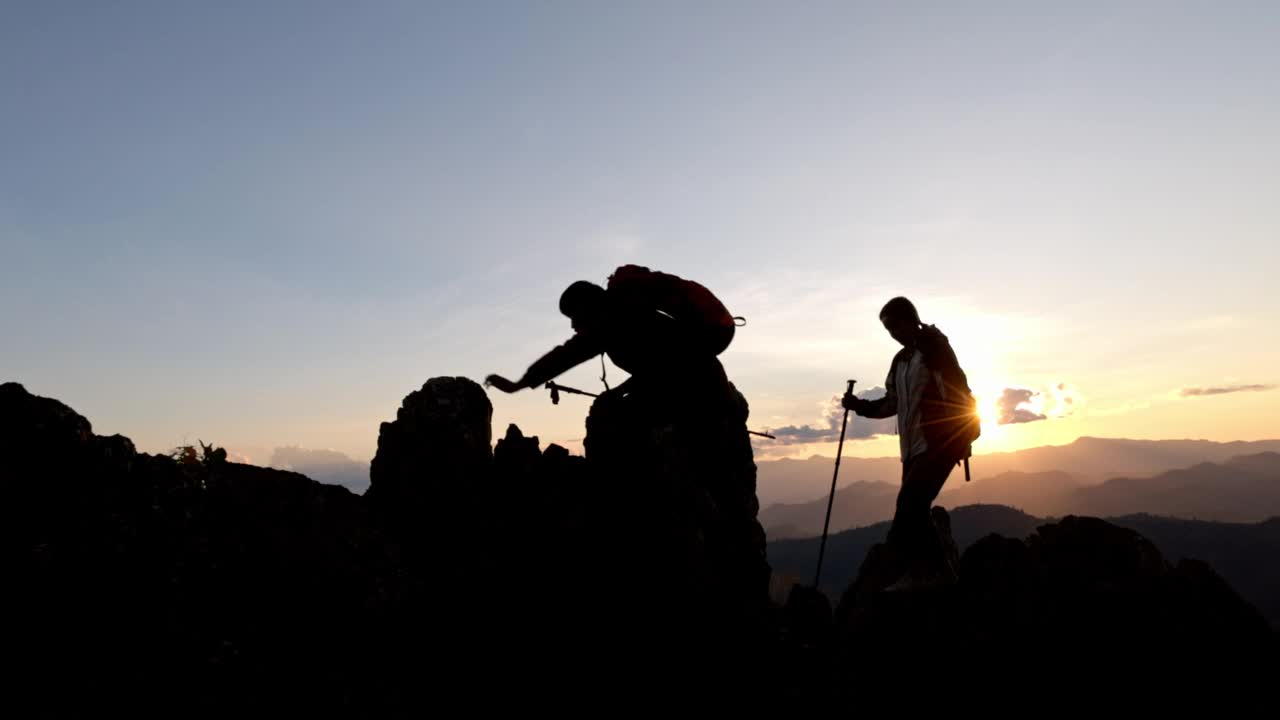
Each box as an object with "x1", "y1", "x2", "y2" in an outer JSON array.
[
  {"x1": 559, "y1": 281, "x2": 607, "y2": 332},
  {"x1": 880, "y1": 296, "x2": 923, "y2": 347}
]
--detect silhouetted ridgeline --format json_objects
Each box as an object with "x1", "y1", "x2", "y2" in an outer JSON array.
[
  {"x1": 770, "y1": 504, "x2": 1280, "y2": 628},
  {"x1": 3, "y1": 380, "x2": 1275, "y2": 711},
  {"x1": 762, "y1": 449, "x2": 1280, "y2": 538}
]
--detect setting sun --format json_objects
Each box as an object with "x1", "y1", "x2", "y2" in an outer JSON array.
[{"x1": 975, "y1": 388, "x2": 1004, "y2": 438}]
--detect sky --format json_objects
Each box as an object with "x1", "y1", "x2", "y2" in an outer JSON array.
[{"x1": 3, "y1": 1, "x2": 1278, "y2": 467}]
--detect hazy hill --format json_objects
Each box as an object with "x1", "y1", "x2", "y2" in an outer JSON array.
[
  {"x1": 761, "y1": 448, "x2": 1280, "y2": 537},
  {"x1": 768, "y1": 504, "x2": 1280, "y2": 627},
  {"x1": 756, "y1": 437, "x2": 1280, "y2": 507}
]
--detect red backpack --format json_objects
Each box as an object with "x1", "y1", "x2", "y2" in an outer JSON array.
[{"x1": 606, "y1": 265, "x2": 738, "y2": 355}]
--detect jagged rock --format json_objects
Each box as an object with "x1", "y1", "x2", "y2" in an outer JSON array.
[
  {"x1": 1030, "y1": 514, "x2": 1167, "y2": 583},
  {"x1": 583, "y1": 376, "x2": 769, "y2": 616},
  {"x1": 575, "y1": 370, "x2": 772, "y2": 698},
  {"x1": 934, "y1": 504, "x2": 963, "y2": 572},
  {"x1": 834, "y1": 505, "x2": 961, "y2": 613},
  {"x1": 7, "y1": 377, "x2": 1276, "y2": 710},
  {"x1": 2, "y1": 382, "x2": 388, "y2": 714},
  {"x1": 366, "y1": 376, "x2": 492, "y2": 523},
  {"x1": 0, "y1": 381, "x2": 93, "y2": 448},
  {"x1": 494, "y1": 422, "x2": 541, "y2": 475},
  {"x1": 490, "y1": 424, "x2": 590, "y2": 532},
  {"x1": 833, "y1": 509, "x2": 1276, "y2": 682}
]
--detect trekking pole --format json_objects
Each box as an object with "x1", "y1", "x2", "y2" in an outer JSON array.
[
  {"x1": 545, "y1": 382, "x2": 777, "y2": 439},
  {"x1": 545, "y1": 381, "x2": 600, "y2": 405},
  {"x1": 814, "y1": 379, "x2": 855, "y2": 588}
]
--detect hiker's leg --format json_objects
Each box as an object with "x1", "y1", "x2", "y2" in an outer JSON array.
[
  {"x1": 889, "y1": 453, "x2": 954, "y2": 576},
  {"x1": 913, "y1": 452, "x2": 954, "y2": 574},
  {"x1": 886, "y1": 459, "x2": 924, "y2": 568}
]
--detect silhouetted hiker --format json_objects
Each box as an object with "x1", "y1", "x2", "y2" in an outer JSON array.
[
  {"x1": 487, "y1": 267, "x2": 768, "y2": 642},
  {"x1": 485, "y1": 265, "x2": 737, "y2": 399},
  {"x1": 842, "y1": 296, "x2": 980, "y2": 590}
]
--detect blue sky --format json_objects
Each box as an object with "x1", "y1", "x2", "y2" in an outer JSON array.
[{"x1": 3, "y1": 1, "x2": 1278, "y2": 463}]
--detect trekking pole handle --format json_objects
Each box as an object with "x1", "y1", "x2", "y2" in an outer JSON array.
[{"x1": 841, "y1": 379, "x2": 856, "y2": 409}]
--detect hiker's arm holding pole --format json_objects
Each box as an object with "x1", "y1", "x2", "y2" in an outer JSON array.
[
  {"x1": 486, "y1": 333, "x2": 604, "y2": 394},
  {"x1": 842, "y1": 367, "x2": 897, "y2": 418}
]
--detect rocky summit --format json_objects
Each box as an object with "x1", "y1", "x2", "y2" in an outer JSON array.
[{"x1": 2, "y1": 379, "x2": 1275, "y2": 713}]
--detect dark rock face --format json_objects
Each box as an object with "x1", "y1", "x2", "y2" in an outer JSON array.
[
  {"x1": 832, "y1": 508, "x2": 1277, "y2": 687},
  {"x1": 366, "y1": 376, "x2": 493, "y2": 520},
  {"x1": 584, "y1": 378, "x2": 770, "y2": 623},
  {"x1": 4, "y1": 379, "x2": 1277, "y2": 711},
  {"x1": 576, "y1": 375, "x2": 775, "y2": 697},
  {"x1": 2, "y1": 382, "x2": 385, "y2": 714}
]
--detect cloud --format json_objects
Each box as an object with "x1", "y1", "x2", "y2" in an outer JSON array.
[
  {"x1": 1044, "y1": 382, "x2": 1082, "y2": 417},
  {"x1": 767, "y1": 388, "x2": 897, "y2": 445},
  {"x1": 268, "y1": 446, "x2": 369, "y2": 493},
  {"x1": 997, "y1": 388, "x2": 1047, "y2": 425},
  {"x1": 226, "y1": 450, "x2": 257, "y2": 465},
  {"x1": 1179, "y1": 384, "x2": 1275, "y2": 398}
]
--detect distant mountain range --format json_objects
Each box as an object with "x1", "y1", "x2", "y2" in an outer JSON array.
[
  {"x1": 756, "y1": 437, "x2": 1280, "y2": 506},
  {"x1": 1071, "y1": 453, "x2": 1280, "y2": 521},
  {"x1": 759, "y1": 441, "x2": 1280, "y2": 538},
  {"x1": 767, "y1": 504, "x2": 1280, "y2": 628}
]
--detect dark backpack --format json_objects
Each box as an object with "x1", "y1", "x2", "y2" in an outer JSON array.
[{"x1": 917, "y1": 325, "x2": 981, "y2": 467}]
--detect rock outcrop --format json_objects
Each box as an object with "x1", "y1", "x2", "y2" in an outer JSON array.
[
  {"x1": 3, "y1": 379, "x2": 1275, "y2": 711},
  {"x1": 2, "y1": 381, "x2": 384, "y2": 714},
  {"x1": 832, "y1": 508, "x2": 1276, "y2": 688},
  {"x1": 366, "y1": 375, "x2": 493, "y2": 524}
]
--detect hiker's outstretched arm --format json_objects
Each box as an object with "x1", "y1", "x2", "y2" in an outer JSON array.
[
  {"x1": 845, "y1": 364, "x2": 898, "y2": 418},
  {"x1": 855, "y1": 386, "x2": 897, "y2": 418},
  {"x1": 513, "y1": 333, "x2": 605, "y2": 390}
]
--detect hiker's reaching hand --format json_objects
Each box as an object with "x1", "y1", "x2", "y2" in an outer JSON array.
[{"x1": 485, "y1": 374, "x2": 521, "y2": 393}]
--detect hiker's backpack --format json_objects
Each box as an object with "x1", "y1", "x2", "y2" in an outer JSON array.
[
  {"x1": 606, "y1": 264, "x2": 738, "y2": 355},
  {"x1": 919, "y1": 326, "x2": 982, "y2": 464}
]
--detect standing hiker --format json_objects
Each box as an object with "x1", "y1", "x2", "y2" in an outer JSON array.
[{"x1": 842, "y1": 297, "x2": 980, "y2": 590}]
